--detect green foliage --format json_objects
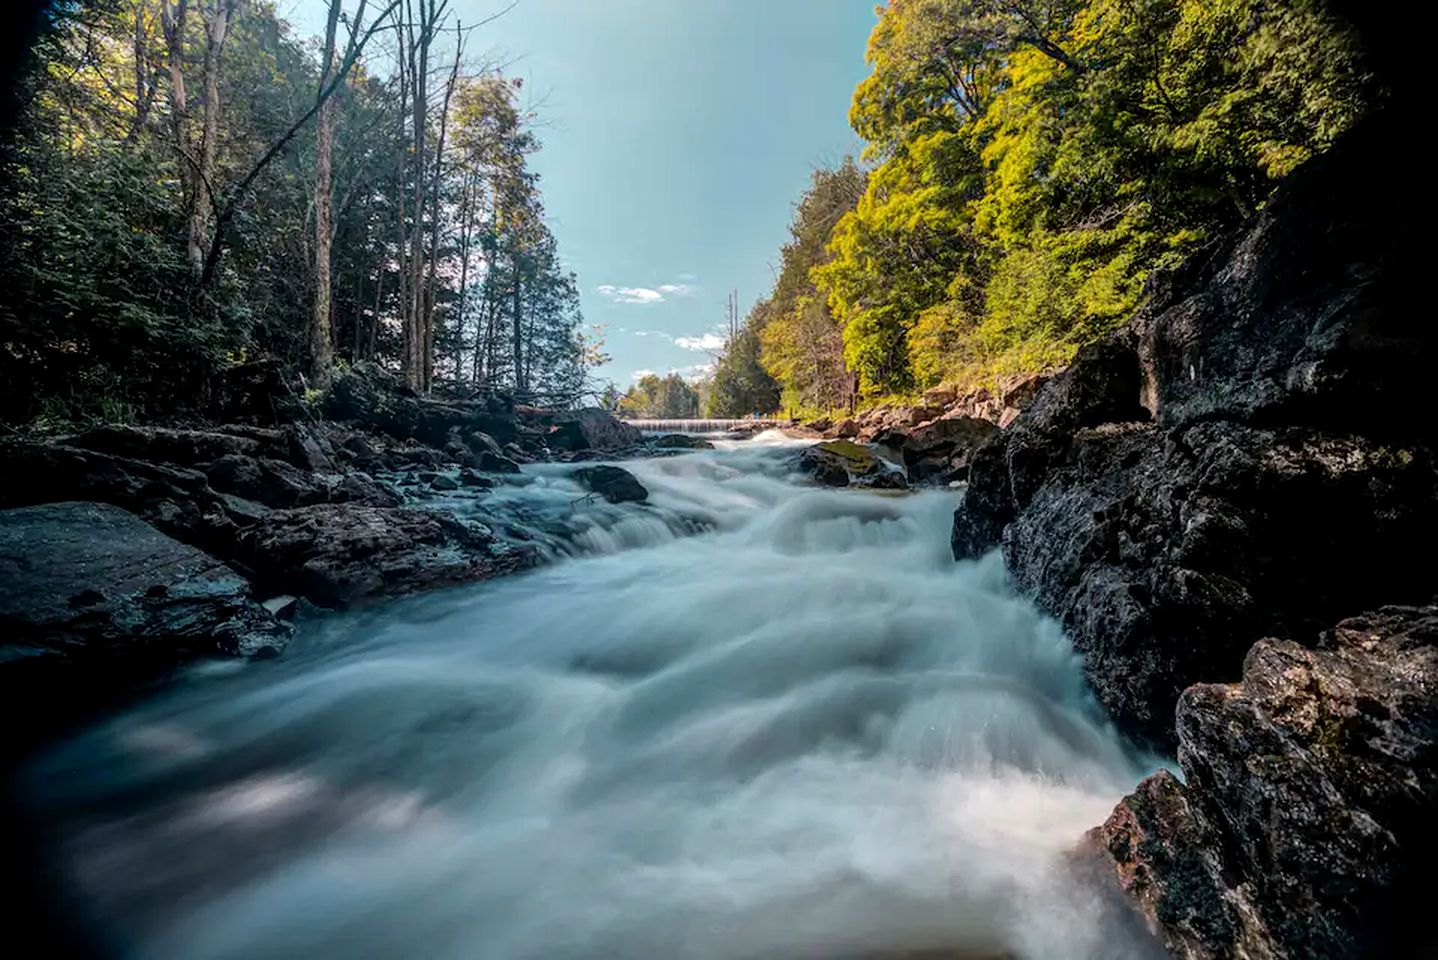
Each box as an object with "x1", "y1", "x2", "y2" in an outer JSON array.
[
  {"x1": 0, "y1": 0, "x2": 587, "y2": 422},
  {"x1": 706, "y1": 323, "x2": 780, "y2": 417},
  {"x1": 617, "y1": 372, "x2": 701, "y2": 419},
  {"x1": 795, "y1": 0, "x2": 1375, "y2": 401}
]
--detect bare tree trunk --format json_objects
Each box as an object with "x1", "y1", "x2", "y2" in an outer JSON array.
[
  {"x1": 402, "y1": 0, "x2": 427, "y2": 391},
  {"x1": 188, "y1": 0, "x2": 234, "y2": 275},
  {"x1": 127, "y1": 4, "x2": 158, "y2": 142},
  {"x1": 422, "y1": 21, "x2": 463, "y2": 393},
  {"x1": 453, "y1": 170, "x2": 476, "y2": 385},
  {"x1": 309, "y1": 0, "x2": 344, "y2": 390},
  {"x1": 510, "y1": 263, "x2": 523, "y2": 394},
  {"x1": 161, "y1": 0, "x2": 192, "y2": 258}
]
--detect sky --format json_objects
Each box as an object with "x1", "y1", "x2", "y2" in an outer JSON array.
[{"x1": 280, "y1": 0, "x2": 879, "y2": 387}]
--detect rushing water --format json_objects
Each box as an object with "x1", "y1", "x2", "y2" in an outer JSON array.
[{"x1": 21, "y1": 433, "x2": 1161, "y2": 960}]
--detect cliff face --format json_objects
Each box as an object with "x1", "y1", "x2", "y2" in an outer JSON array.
[
  {"x1": 952, "y1": 116, "x2": 1435, "y2": 748},
  {"x1": 951, "y1": 115, "x2": 1437, "y2": 956}
]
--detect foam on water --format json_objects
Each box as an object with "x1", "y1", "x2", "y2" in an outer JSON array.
[{"x1": 22, "y1": 437, "x2": 1162, "y2": 960}]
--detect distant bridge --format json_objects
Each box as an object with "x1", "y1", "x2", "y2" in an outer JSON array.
[{"x1": 623, "y1": 418, "x2": 790, "y2": 434}]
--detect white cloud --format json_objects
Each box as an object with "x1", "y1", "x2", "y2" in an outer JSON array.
[
  {"x1": 595, "y1": 279, "x2": 695, "y2": 305},
  {"x1": 596, "y1": 284, "x2": 665, "y2": 305},
  {"x1": 674, "y1": 332, "x2": 726, "y2": 351},
  {"x1": 677, "y1": 362, "x2": 716, "y2": 379},
  {"x1": 631, "y1": 369, "x2": 656, "y2": 382}
]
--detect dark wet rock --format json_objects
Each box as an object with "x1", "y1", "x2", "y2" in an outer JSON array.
[
  {"x1": 0, "y1": 440, "x2": 237, "y2": 556},
  {"x1": 204, "y1": 454, "x2": 325, "y2": 508},
  {"x1": 0, "y1": 502, "x2": 290, "y2": 677},
  {"x1": 653, "y1": 434, "x2": 715, "y2": 450},
  {"x1": 283, "y1": 423, "x2": 336, "y2": 472},
  {"x1": 340, "y1": 431, "x2": 384, "y2": 465},
  {"x1": 950, "y1": 123, "x2": 1435, "y2": 749},
  {"x1": 64, "y1": 424, "x2": 272, "y2": 466},
  {"x1": 546, "y1": 407, "x2": 644, "y2": 452},
  {"x1": 326, "y1": 362, "x2": 518, "y2": 447},
  {"x1": 572, "y1": 465, "x2": 649, "y2": 504},
  {"x1": 794, "y1": 440, "x2": 882, "y2": 488},
  {"x1": 466, "y1": 430, "x2": 504, "y2": 456},
  {"x1": 457, "y1": 469, "x2": 494, "y2": 490},
  {"x1": 477, "y1": 451, "x2": 521, "y2": 474},
  {"x1": 1086, "y1": 606, "x2": 1438, "y2": 959},
  {"x1": 854, "y1": 471, "x2": 909, "y2": 490},
  {"x1": 430, "y1": 474, "x2": 459, "y2": 492},
  {"x1": 878, "y1": 416, "x2": 999, "y2": 485},
  {"x1": 234, "y1": 504, "x2": 536, "y2": 607}
]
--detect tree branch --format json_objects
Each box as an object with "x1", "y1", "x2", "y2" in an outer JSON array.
[{"x1": 199, "y1": 0, "x2": 402, "y2": 287}]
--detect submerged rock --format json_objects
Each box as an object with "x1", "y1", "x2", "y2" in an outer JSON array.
[
  {"x1": 0, "y1": 501, "x2": 290, "y2": 674},
  {"x1": 1087, "y1": 605, "x2": 1438, "y2": 959},
  {"x1": 572, "y1": 465, "x2": 649, "y2": 504}
]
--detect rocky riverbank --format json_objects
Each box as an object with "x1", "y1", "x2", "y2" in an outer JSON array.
[
  {"x1": 0, "y1": 364, "x2": 678, "y2": 737},
  {"x1": 954, "y1": 112, "x2": 1436, "y2": 957}
]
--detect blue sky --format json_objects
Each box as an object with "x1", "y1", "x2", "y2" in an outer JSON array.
[{"x1": 280, "y1": 0, "x2": 878, "y2": 387}]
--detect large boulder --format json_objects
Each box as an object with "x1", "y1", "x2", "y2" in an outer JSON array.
[
  {"x1": 1086, "y1": 606, "x2": 1438, "y2": 959},
  {"x1": 64, "y1": 424, "x2": 274, "y2": 465},
  {"x1": 0, "y1": 440, "x2": 241, "y2": 557},
  {"x1": 0, "y1": 502, "x2": 290, "y2": 677},
  {"x1": 793, "y1": 440, "x2": 885, "y2": 488},
  {"x1": 572, "y1": 465, "x2": 649, "y2": 504},
  {"x1": 546, "y1": 407, "x2": 644, "y2": 452},
  {"x1": 877, "y1": 416, "x2": 999, "y2": 484},
  {"x1": 950, "y1": 120, "x2": 1436, "y2": 749},
  {"x1": 234, "y1": 504, "x2": 536, "y2": 607}
]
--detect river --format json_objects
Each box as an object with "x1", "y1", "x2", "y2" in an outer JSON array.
[{"x1": 19, "y1": 432, "x2": 1161, "y2": 960}]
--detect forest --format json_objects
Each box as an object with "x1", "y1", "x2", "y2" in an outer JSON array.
[
  {"x1": 0, "y1": 0, "x2": 603, "y2": 426},
  {"x1": 704, "y1": 0, "x2": 1375, "y2": 417}
]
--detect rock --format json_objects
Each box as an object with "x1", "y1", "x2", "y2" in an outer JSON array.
[
  {"x1": 832, "y1": 418, "x2": 860, "y2": 438},
  {"x1": 879, "y1": 416, "x2": 999, "y2": 485},
  {"x1": 546, "y1": 407, "x2": 644, "y2": 452},
  {"x1": 1086, "y1": 606, "x2": 1438, "y2": 959},
  {"x1": 283, "y1": 423, "x2": 335, "y2": 472},
  {"x1": 387, "y1": 444, "x2": 445, "y2": 471},
  {"x1": 341, "y1": 431, "x2": 383, "y2": 463},
  {"x1": 923, "y1": 384, "x2": 958, "y2": 407},
  {"x1": 0, "y1": 440, "x2": 237, "y2": 557},
  {"x1": 64, "y1": 424, "x2": 271, "y2": 466},
  {"x1": 949, "y1": 123, "x2": 1436, "y2": 749},
  {"x1": 794, "y1": 440, "x2": 883, "y2": 488},
  {"x1": 430, "y1": 474, "x2": 459, "y2": 491},
  {"x1": 326, "y1": 362, "x2": 518, "y2": 446},
  {"x1": 457, "y1": 469, "x2": 494, "y2": 490},
  {"x1": 234, "y1": 504, "x2": 535, "y2": 607},
  {"x1": 204, "y1": 454, "x2": 326, "y2": 508},
  {"x1": 854, "y1": 471, "x2": 909, "y2": 490},
  {"x1": 572, "y1": 465, "x2": 649, "y2": 504},
  {"x1": 466, "y1": 431, "x2": 504, "y2": 456},
  {"x1": 803, "y1": 416, "x2": 832, "y2": 434},
  {"x1": 0, "y1": 502, "x2": 290, "y2": 677},
  {"x1": 653, "y1": 434, "x2": 715, "y2": 450},
  {"x1": 1000, "y1": 373, "x2": 1049, "y2": 412},
  {"x1": 477, "y1": 451, "x2": 521, "y2": 474}
]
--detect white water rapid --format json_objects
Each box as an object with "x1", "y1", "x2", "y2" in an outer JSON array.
[{"x1": 22, "y1": 433, "x2": 1162, "y2": 960}]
